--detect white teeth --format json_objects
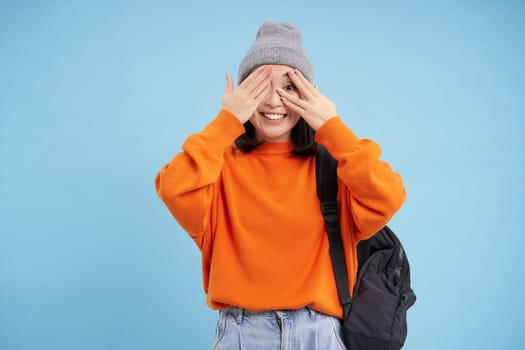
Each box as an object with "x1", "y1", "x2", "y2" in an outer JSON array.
[{"x1": 264, "y1": 113, "x2": 285, "y2": 120}]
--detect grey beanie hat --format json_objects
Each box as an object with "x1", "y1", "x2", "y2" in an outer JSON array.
[{"x1": 238, "y1": 20, "x2": 314, "y2": 84}]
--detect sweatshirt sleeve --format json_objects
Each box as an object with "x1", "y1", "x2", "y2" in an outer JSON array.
[
  {"x1": 155, "y1": 109, "x2": 245, "y2": 248},
  {"x1": 314, "y1": 116, "x2": 406, "y2": 240}
]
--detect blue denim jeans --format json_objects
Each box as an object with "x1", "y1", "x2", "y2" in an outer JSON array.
[{"x1": 211, "y1": 307, "x2": 347, "y2": 350}]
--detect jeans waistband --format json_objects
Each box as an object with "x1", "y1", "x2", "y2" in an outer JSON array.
[{"x1": 221, "y1": 307, "x2": 317, "y2": 323}]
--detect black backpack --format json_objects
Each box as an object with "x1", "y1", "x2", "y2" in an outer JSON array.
[{"x1": 316, "y1": 145, "x2": 416, "y2": 350}]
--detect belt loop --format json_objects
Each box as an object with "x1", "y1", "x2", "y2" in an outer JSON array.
[
  {"x1": 307, "y1": 307, "x2": 316, "y2": 319},
  {"x1": 234, "y1": 308, "x2": 244, "y2": 324}
]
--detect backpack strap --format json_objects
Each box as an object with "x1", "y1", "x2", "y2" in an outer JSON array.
[{"x1": 316, "y1": 145, "x2": 352, "y2": 308}]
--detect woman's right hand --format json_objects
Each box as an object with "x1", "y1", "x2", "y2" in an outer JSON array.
[{"x1": 221, "y1": 66, "x2": 272, "y2": 123}]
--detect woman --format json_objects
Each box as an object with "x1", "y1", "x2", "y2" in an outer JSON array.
[{"x1": 155, "y1": 20, "x2": 406, "y2": 350}]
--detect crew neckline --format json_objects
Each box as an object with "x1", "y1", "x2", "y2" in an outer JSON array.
[{"x1": 253, "y1": 140, "x2": 295, "y2": 154}]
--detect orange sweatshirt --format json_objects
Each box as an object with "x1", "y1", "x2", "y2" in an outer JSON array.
[{"x1": 155, "y1": 109, "x2": 406, "y2": 318}]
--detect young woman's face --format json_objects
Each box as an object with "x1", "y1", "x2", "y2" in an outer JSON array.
[{"x1": 249, "y1": 65, "x2": 301, "y2": 143}]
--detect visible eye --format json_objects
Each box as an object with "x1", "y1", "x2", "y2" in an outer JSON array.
[{"x1": 284, "y1": 84, "x2": 296, "y2": 91}]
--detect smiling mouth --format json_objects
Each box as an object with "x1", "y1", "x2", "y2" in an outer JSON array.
[{"x1": 262, "y1": 113, "x2": 287, "y2": 120}]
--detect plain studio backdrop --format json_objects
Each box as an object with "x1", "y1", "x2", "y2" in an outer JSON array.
[{"x1": 1, "y1": 1, "x2": 524, "y2": 349}]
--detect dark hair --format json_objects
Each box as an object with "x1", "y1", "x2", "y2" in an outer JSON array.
[{"x1": 234, "y1": 118, "x2": 318, "y2": 157}]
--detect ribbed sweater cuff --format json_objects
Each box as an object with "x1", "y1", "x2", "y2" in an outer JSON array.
[
  {"x1": 201, "y1": 109, "x2": 245, "y2": 153},
  {"x1": 314, "y1": 116, "x2": 360, "y2": 156}
]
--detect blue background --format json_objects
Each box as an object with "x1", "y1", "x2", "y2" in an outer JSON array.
[{"x1": 1, "y1": 1, "x2": 524, "y2": 349}]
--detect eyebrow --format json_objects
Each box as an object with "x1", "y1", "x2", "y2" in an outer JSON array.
[{"x1": 277, "y1": 73, "x2": 293, "y2": 83}]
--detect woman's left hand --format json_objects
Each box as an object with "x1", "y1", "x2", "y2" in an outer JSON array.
[{"x1": 277, "y1": 69, "x2": 337, "y2": 131}]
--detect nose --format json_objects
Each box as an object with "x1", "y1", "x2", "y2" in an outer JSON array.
[{"x1": 263, "y1": 86, "x2": 282, "y2": 108}]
